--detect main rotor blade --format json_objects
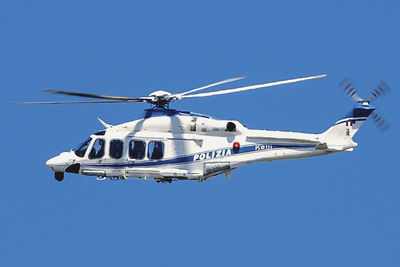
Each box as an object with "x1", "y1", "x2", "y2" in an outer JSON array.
[
  {"x1": 371, "y1": 111, "x2": 390, "y2": 131},
  {"x1": 13, "y1": 100, "x2": 140, "y2": 104},
  {"x1": 180, "y1": 74, "x2": 326, "y2": 99},
  {"x1": 367, "y1": 81, "x2": 390, "y2": 102},
  {"x1": 339, "y1": 78, "x2": 363, "y2": 102},
  {"x1": 43, "y1": 89, "x2": 147, "y2": 101},
  {"x1": 177, "y1": 76, "x2": 245, "y2": 96}
]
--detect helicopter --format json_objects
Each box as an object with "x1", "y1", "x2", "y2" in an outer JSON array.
[{"x1": 17, "y1": 74, "x2": 390, "y2": 183}]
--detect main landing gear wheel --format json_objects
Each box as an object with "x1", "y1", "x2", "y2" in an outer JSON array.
[{"x1": 55, "y1": 172, "x2": 64, "y2": 182}]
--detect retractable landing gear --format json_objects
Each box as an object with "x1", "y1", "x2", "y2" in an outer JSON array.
[
  {"x1": 55, "y1": 172, "x2": 64, "y2": 182},
  {"x1": 155, "y1": 178, "x2": 172, "y2": 183}
]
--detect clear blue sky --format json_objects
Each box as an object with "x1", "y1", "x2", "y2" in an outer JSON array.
[{"x1": 1, "y1": 1, "x2": 399, "y2": 266}]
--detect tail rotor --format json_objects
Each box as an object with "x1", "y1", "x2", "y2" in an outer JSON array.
[
  {"x1": 367, "y1": 80, "x2": 391, "y2": 102},
  {"x1": 339, "y1": 78, "x2": 391, "y2": 132},
  {"x1": 371, "y1": 111, "x2": 390, "y2": 132},
  {"x1": 339, "y1": 78, "x2": 363, "y2": 102}
]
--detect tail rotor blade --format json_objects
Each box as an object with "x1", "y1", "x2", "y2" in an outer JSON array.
[
  {"x1": 371, "y1": 111, "x2": 390, "y2": 132},
  {"x1": 367, "y1": 81, "x2": 391, "y2": 102},
  {"x1": 339, "y1": 78, "x2": 363, "y2": 102}
]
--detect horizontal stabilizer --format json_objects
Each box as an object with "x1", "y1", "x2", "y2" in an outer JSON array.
[
  {"x1": 315, "y1": 142, "x2": 357, "y2": 152},
  {"x1": 246, "y1": 130, "x2": 320, "y2": 144}
]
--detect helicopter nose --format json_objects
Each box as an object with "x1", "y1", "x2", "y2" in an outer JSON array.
[
  {"x1": 46, "y1": 155, "x2": 65, "y2": 171},
  {"x1": 46, "y1": 156, "x2": 57, "y2": 170}
]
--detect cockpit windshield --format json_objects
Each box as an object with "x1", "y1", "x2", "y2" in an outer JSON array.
[{"x1": 74, "y1": 138, "x2": 92, "y2": 157}]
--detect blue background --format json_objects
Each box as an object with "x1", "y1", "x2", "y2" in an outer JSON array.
[{"x1": 1, "y1": 1, "x2": 399, "y2": 266}]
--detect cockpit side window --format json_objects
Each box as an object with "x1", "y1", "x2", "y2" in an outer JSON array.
[
  {"x1": 74, "y1": 138, "x2": 92, "y2": 158},
  {"x1": 89, "y1": 139, "x2": 105, "y2": 159},
  {"x1": 148, "y1": 141, "x2": 164, "y2": 160},
  {"x1": 129, "y1": 140, "x2": 145, "y2": 160},
  {"x1": 109, "y1": 139, "x2": 123, "y2": 159}
]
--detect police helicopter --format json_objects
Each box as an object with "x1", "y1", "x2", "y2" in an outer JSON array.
[{"x1": 17, "y1": 74, "x2": 390, "y2": 183}]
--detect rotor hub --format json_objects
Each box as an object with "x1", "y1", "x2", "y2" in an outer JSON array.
[
  {"x1": 149, "y1": 90, "x2": 172, "y2": 98},
  {"x1": 148, "y1": 90, "x2": 174, "y2": 108}
]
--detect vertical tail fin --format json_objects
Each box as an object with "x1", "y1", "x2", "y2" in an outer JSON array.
[{"x1": 320, "y1": 104, "x2": 375, "y2": 151}]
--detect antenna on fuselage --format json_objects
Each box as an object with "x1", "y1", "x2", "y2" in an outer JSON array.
[{"x1": 97, "y1": 118, "x2": 113, "y2": 128}]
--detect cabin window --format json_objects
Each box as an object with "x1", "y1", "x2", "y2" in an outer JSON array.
[
  {"x1": 148, "y1": 141, "x2": 164, "y2": 160},
  {"x1": 190, "y1": 117, "x2": 197, "y2": 131},
  {"x1": 109, "y1": 139, "x2": 123, "y2": 159},
  {"x1": 89, "y1": 139, "x2": 105, "y2": 159},
  {"x1": 74, "y1": 138, "x2": 92, "y2": 158},
  {"x1": 129, "y1": 140, "x2": 145, "y2": 160}
]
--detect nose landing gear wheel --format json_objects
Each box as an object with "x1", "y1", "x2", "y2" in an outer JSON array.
[{"x1": 55, "y1": 172, "x2": 64, "y2": 182}]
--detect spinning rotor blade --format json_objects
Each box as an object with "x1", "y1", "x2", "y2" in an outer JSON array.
[
  {"x1": 367, "y1": 81, "x2": 390, "y2": 102},
  {"x1": 43, "y1": 89, "x2": 149, "y2": 101},
  {"x1": 16, "y1": 74, "x2": 326, "y2": 107},
  {"x1": 177, "y1": 76, "x2": 245, "y2": 96},
  {"x1": 181, "y1": 74, "x2": 326, "y2": 99},
  {"x1": 371, "y1": 111, "x2": 390, "y2": 132},
  {"x1": 339, "y1": 78, "x2": 363, "y2": 102},
  {"x1": 13, "y1": 100, "x2": 138, "y2": 104}
]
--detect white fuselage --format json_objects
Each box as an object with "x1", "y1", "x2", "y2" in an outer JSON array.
[{"x1": 45, "y1": 109, "x2": 352, "y2": 182}]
